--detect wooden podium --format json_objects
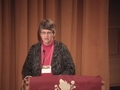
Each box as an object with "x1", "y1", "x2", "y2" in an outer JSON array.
[{"x1": 22, "y1": 75, "x2": 104, "y2": 90}]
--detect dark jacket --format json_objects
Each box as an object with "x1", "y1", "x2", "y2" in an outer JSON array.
[{"x1": 22, "y1": 40, "x2": 75, "y2": 78}]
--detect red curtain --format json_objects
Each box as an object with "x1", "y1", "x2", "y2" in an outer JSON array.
[{"x1": 0, "y1": 0, "x2": 109, "y2": 90}]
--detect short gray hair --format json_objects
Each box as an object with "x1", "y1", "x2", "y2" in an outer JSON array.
[{"x1": 39, "y1": 19, "x2": 56, "y2": 34}]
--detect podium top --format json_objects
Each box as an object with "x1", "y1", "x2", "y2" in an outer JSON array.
[{"x1": 27, "y1": 75, "x2": 102, "y2": 90}]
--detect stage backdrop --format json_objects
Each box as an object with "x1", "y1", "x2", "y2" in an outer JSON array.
[{"x1": 0, "y1": 0, "x2": 109, "y2": 90}]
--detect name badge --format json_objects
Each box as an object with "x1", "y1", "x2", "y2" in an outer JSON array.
[{"x1": 41, "y1": 65, "x2": 51, "y2": 73}]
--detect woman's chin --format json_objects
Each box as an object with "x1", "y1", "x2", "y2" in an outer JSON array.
[{"x1": 43, "y1": 41, "x2": 51, "y2": 45}]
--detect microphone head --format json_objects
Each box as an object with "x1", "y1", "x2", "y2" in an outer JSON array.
[{"x1": 43, "y1": 50, "x2": 45, "y2": 53}]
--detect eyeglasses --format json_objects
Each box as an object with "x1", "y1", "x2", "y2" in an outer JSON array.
[{"x1": 41, "y1": 31, "x2": 53, "y2": 35}]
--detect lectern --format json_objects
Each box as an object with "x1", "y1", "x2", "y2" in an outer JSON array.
[{"x1": 22, "y1": 75, "x2": 104, "y2": 90}]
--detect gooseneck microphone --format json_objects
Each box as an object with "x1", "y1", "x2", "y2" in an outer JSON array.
[
  {"x1": 42, "y1": 50, "x2": 46, "y2": 65},
  {"x1": 43, "y1": 50, "x2": 45, "y2": 54}
]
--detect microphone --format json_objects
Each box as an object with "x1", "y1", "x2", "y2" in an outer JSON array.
[
  {"x1": 43, "y1": 50, "x2": 45, "y2": 54},
  {"x1": 42, "y1": 50, "x2": 46, "y2": 65}
]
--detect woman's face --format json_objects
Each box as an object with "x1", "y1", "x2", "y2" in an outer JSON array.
[{"x1": 40, "y1": 29, "x2": 55, "y2": 45}]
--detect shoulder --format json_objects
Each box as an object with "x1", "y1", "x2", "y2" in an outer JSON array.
[
  {"x1": 29, "y1": 42, "x2": 41, "y2": 51},
  {"x1": 54, "y1": 40, "x2": 66, "y2": 47},
  {"x1": 30, "y1": 42, "x2": 41, "y2": 48},
  {"x1": 54, "y1": 40, "x2": 68, "y2": 50}
]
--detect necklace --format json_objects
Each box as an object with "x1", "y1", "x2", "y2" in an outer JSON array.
[
  {"x1": 44, "y1": 46, "x2": 53, "y2": 62},
  {"x1": 41, "y1": 45, "x2": 53, "y2": 65}
]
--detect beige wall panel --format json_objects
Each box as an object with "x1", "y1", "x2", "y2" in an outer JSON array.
[
  {"x1": 109, "y1": 55, "x2": 120, "y2": 86},
  {"x1": 109, "y1": 29, "x2": 119, "y2": 55},
  {"x1": 109, "y1": 0, "x2": 120, "y2": 27}
]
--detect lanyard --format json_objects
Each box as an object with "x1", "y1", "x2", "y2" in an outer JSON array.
[{"x1": 41, "y1": 45, "x2": 54, "y2": 65}]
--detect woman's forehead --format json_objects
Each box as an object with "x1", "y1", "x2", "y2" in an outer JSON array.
[{"x1": 41, "y1": 29, "x2": 52, "y2": 32}]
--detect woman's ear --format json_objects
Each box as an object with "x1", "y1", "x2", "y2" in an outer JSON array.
[{"x1": 53, "y1": 32, "x2": 56, "y2": 36}]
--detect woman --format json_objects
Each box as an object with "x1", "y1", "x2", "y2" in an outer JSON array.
[{"x1": 22, "y1": 19, "x2": 75, "y2": 78}]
